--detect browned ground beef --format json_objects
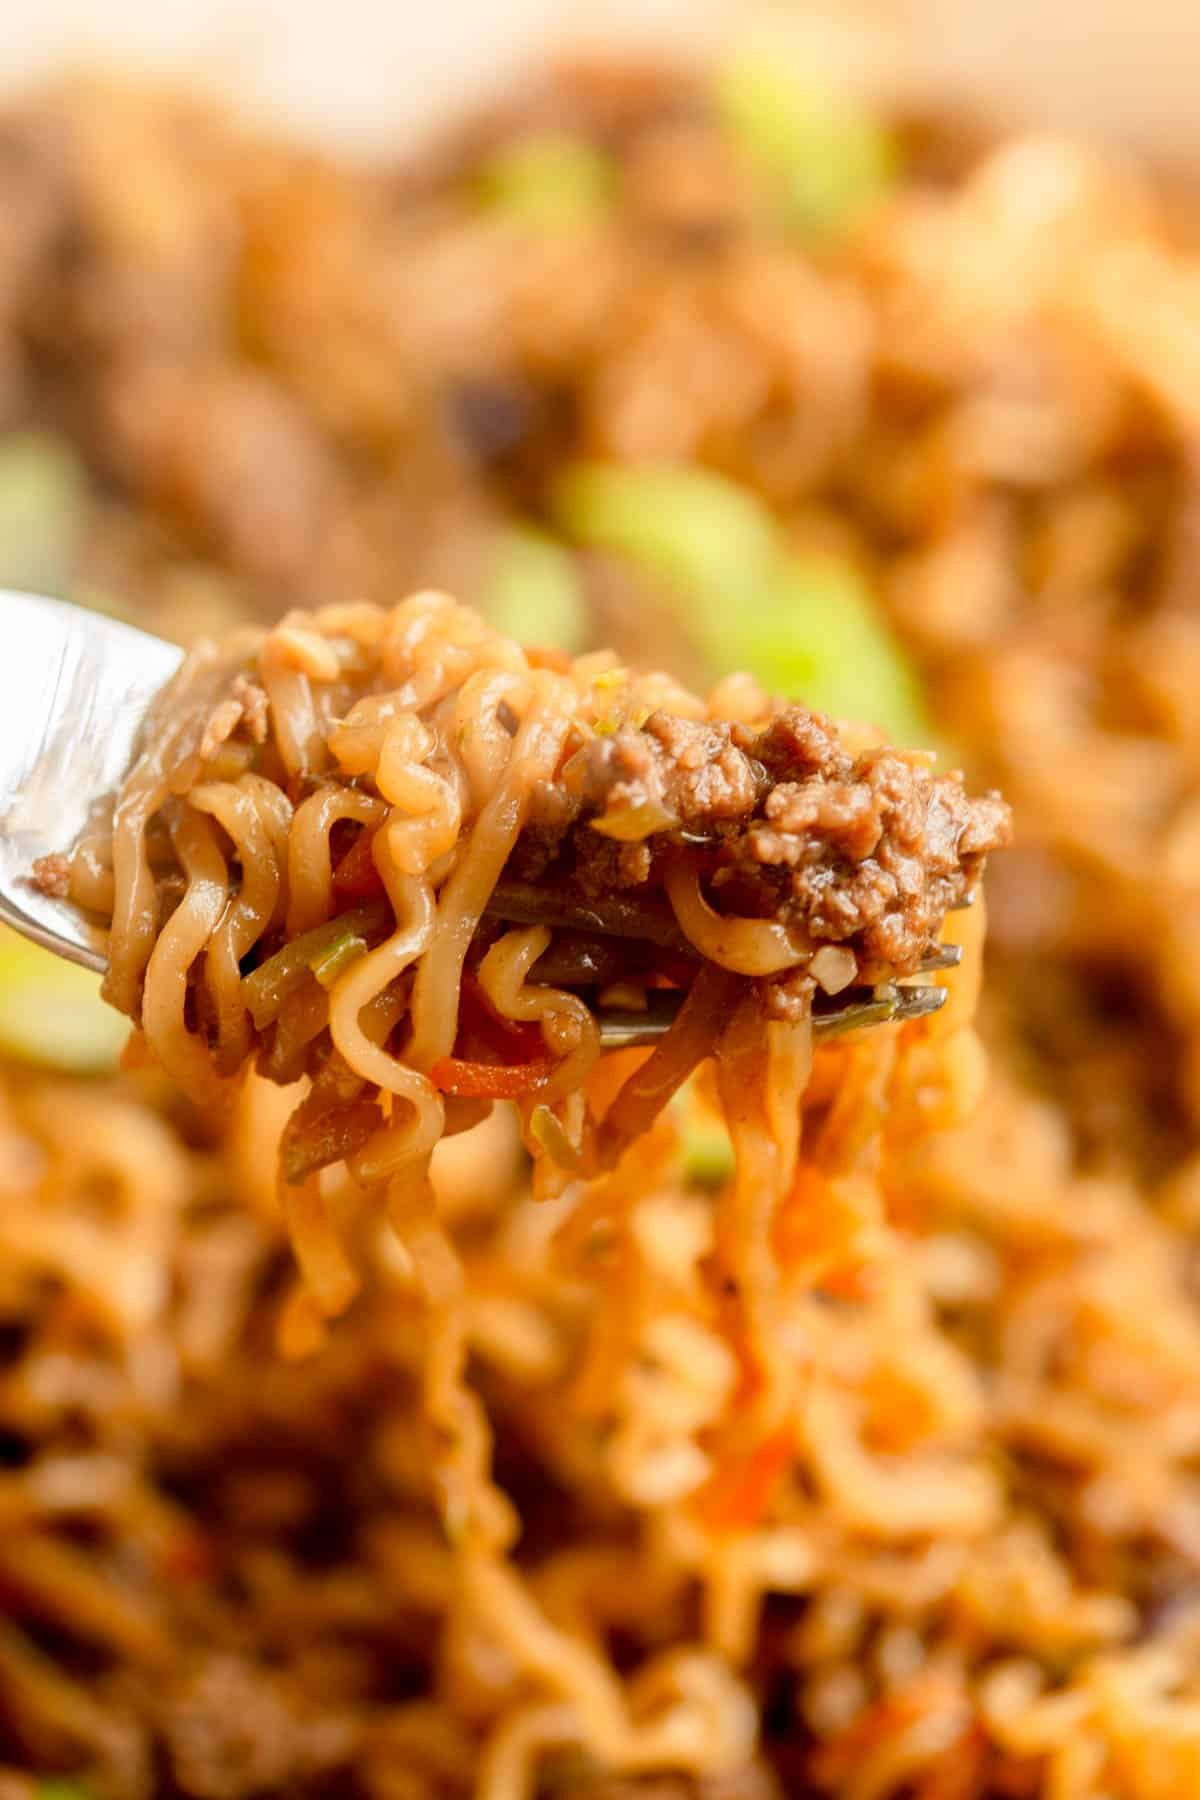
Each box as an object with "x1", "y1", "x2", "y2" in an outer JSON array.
[{"x1": 515, "y1": 704, "x2": 1010, "y2": 977}]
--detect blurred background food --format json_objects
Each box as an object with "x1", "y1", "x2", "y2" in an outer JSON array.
[
  {"x1": 4, "y1": 4, "x2": 1200, "y2": 1797},
  {"x1": 4, "y1": 0, "x2": 1200, "y2": 163}
]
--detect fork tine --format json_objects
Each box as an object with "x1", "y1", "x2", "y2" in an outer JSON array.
[
  {"x1": 594, "y1": 990, "x2": 688, "y2": 1049},
  {"x1": 813, "y1": 981, "x2": 947, "y2": 1040},
  {"x1": 594, "y1": 978, "x2": 948, "y2": 1049},
  {"x1": 920, "y1": 943, "x2": 963, "y2": 972}
]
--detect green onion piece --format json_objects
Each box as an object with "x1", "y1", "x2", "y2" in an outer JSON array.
[
  {"x1": 37, "y1": 1781, "x2": 93, "y2": 1800},
  {"x1": 472, "y1": 133, "x2": 616, "y2": 227},
  {"x1": 0, "y1": 432, "x2": 88, "y2": 596},
  {"x1": 718, "y1": 553, "x2": 932, "y2": 746},
  {"x1": 552, "y1": 462, "x2": 779, "y2": 604},
  {"x1": 593, "y1": 702, "x2": 651, "y2": 739},
  {"x1": 554, "y1": 460, "x2": 930, "y2": 745},
  {"x1": 243, "y1": 902, "x2": 388, "y2": 1030},
  {"x1": 529, "y1": 1103, "x2": 581, "y2": 1171},
  {"x1": 716, "y1": 58, "x2": 897, "y2": 242},
  {"x1": 484, "y1": 526, "x2": 587, "y2": 651},
  {"x1": 0, "y1": 927, "x2": 126, "y2": 1073},
  {"x1": 309, "y1": 928, "x2": 368, "y2": 989},
  {"x1": 675, "y1": 1078, "x2": 734, "y2": 1189},
  {"x1": 683, "y1": 1117, "x2": 734, "y2": 1190}
]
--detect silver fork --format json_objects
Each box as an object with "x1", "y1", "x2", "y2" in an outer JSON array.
[{"x1": 0, "y1": 590, "x2": 956, "y2": 1047}]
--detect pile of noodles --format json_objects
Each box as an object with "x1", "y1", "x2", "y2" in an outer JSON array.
[
  {"x1": 0, "y1": 900, "x2": 991, "y2": 1799},
  {"x1": 4, "y1": 66, "x2": 1200, "y2": 1800}
]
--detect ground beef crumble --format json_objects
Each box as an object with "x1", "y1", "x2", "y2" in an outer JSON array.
[
  {"x1": 29, "y1": 850, "x2": 71, "y2": 898},
  {"x1": 197, "y1": 672, "x2": 270, "y2": 761},
  {"x1": 516, "y1": 704, "x2": 1011, "y2": 979}
]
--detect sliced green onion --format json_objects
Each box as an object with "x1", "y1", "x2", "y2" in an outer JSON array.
[
  {"x1": 472, "y1": 133, "x2": 616, "y2": 227},
  {"x1": 674, "y1": 1078, "x2": 734, "y2": 1189},
  {"x1": 553, "y1": 460, "x2": 930, "y2": 744},
  {"x1": 591, "y1": 692, "x2": 652, "y2": 741},
  {"x1": 0, "y1": 432, "x2": 88, "y2": 596},
  {"x1": 484, "y1": 526, "x2": 587, "y2": 651},
  {"x1": 742, "y1": 554, "x2": 932, "y2": 746},
  {"x1": 529, "y1": 1103, "x2": 581, "y2": 1171},
  {"x1": 309, "y1": 928, "x2": 369, "y2": 989},
  {"x1": 0, "y1": 927, "x2": 126, "y2": 1073},
  {"x1": 552, "y1": 462, "x2": 779, "y2": 604},
  {"x1": 244, "y1": 902, "x2": 388, "y2": 1029},
  {"x1": 683, "y1": 1118, "x2": 734, "y2": 1189},
  {"x1": 716, "y1": 58, "x2": 898, "y2": 242},
  {"x1": 37, "y1": 1782, "x2": 93, "y2": 1800}
]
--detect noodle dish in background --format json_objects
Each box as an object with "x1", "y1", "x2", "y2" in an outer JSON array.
[{"x1": 0, "y1": 31, "x2": 1199, "y2": 1799}]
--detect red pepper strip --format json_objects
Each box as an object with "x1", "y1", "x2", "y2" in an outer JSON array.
[
  {"x1": 698, "y1": 1425, "x2": 795, "y2": 1533},
  {"x1": 429, "y1": 1054, "x2": 558, "y2": 1099},
  {"x1": 430, "y1": 973, "x2": 559, "y2": 1097},
  {"x1": 332, "y1": 829, "x2": 385, "y2": 900}
]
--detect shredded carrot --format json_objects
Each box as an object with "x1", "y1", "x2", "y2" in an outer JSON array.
[
  {"x1": 810, "y1": 1675, "x2": 973, "y2": 1790},
  {"x1": 774, "y1": 1165, "x2": 879, "y2": 1287},
  {"x1": 428, "y1": 971, "x2": 561, "y2": 1096},
  {"x1": 912, "y1": 1723, "x2": 989, "y2": 1800},
  {"x1": 817, "y1": 1260, "x2": 878, "y2": 1301},
  {"x1": 698, "y1": 1425, "x2": 795, "y2": 1533},
  {"x1": 584, "y1": 1044, "x2": 654, "y2": 1119},
  {"x1": 429, "y1": 1055, "x2": 556, "y2": 1099}
]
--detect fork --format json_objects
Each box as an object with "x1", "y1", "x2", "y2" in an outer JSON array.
[{"x1": 0, "y1": 590, "x2": 957, "y2": 1048}]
